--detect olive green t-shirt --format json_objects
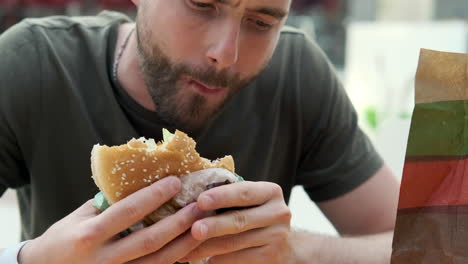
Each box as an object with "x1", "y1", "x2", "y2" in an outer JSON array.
[{"x1": 0, "y1": 11, "x2": 383, "y2": 240}]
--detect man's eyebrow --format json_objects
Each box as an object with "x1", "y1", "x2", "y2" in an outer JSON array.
[
  {"x1": 247, "y1": 7, "x2": 289, "y2": 19},
  {"x1": 213, "y1": 0, "x2": 288, "y2": 19}
]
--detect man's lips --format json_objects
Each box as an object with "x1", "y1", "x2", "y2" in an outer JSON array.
[{"x1": 189, "y1": 79, "x2": 226, "y2": 96}]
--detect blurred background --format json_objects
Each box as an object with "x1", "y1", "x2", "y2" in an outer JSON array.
[{"x1": 1, "y1": 0, "x2": 468, "y2": 248}]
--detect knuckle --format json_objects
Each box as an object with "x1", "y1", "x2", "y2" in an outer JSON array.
[
  {"x1": 277, "y1": 206, "x2": 292, "y2": 223},
  {"x1": 141, "y1": 235, "x2": 160, "y2": 253},
  {"x1": 173, "y1": 216, "x2": 191, "y2": 231},
  {"x1": 270, "y1": 183, "x2": 284, "y2": 197},
  {"x1": 72, "y1": 225, "x2": 100, "y2": 250},
  {"x1": 232, "y1": 210, "x2": 248, "y2": 232},
  {"x1": 224, "y1": 235, "x2": 241, "y2": 252},
  {"x1": 150, "y1": 183, "x2": 169, "y2": 200},
  {"x1": 122, "y1": 204, "x2": 141, "y2": 221},
  {"x1": 239, "y1": 187, "x2": 252, "y2": 203}
]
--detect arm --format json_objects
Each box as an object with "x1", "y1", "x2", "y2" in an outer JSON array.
[{"x1": 291, "y1": 165, "x2": 400, "y2": 264}]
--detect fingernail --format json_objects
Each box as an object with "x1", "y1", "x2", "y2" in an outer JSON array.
[{"x1": 199, "y1": 223, "x2": 208, "y2": 239}]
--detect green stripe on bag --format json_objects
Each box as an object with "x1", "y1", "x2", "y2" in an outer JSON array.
[{"x1": 406, "y1": 100, "x2": 468, "y2": 156}]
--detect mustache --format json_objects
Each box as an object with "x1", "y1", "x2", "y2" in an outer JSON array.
[
  {"x1": 145, "y1": 55, "x2": 243, "y2": 89},
  {"x1": 182, "y1": 65, "x2": 242, "y2": 88}
]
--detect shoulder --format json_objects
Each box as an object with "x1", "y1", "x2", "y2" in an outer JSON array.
[
  {"x1": 261, "y1": 25, "x2": 338, "y2": 99},
  {"x1": 20, "y1": 10, "x2": 131, "y2": 30},
  {"x1": 274, "y1": 25, "x2": 334, "y2": 75},
  {"x1": 0, "y1": 11, "x2": 129, "y2": 55}
]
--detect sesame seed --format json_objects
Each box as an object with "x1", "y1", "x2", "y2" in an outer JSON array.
[
  {"x1": 126, "y1": 160, "x2": 130, "y2": 163},
  {"x1": 143, "y1": 169, "x2": 148, "y2": 172},
  {"x1": 131, "y1": 154, "x2": 136, "y2": 158},
  {"x1": 120, "y1": 162, "x2": 125, "y2": 165},
  {"x1": 125, "y1": 182, "x2": 129, "y2": 185},
  {"x1": 184, "y1": 165, "x2": 188, "y2": 168},
  {"x1": 152, "y1": 160, "x2": 156, "y2": 163},
  {"x1": 111, "y1": 183, "x2": 115, "y2": 186},
  {"x1": 166, "y1": 168, "x2": 169, "y2": 173},
  {"x1": 142, "y1": 156, "x2": 146, "y2": 161},
  {"x1": 186, "y1": 170, "x2": 190, "y2": 174},
  {"x1": 130, "y1": 168, "x2": 135, "y2": 172},
  {"x1": 122, "y1": 173, "x2": 126, "y2": 177},
  {"x1": 131, "y1": 160, "x2": 135, "y2": 163}
]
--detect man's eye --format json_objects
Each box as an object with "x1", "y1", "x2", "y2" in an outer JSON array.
[
  {"x1": 253, "y1": 20, "x2": 273, "y2": 30},
  {"x1": 188, "y1": 0, "x2": 214, "y2": 10}
]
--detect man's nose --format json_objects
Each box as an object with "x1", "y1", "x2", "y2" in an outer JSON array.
[{"x1": 205, "y1": 23, "x2": 240, "y2": 71}]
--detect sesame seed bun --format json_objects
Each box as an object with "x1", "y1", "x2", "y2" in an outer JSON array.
[{"x1": 91, "y1": 130, "x2": 235, "y2": 206}]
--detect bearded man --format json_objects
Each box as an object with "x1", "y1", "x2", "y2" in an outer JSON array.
[{"x1": 0, "y1": 1, "x2": 399, "y2": 263}]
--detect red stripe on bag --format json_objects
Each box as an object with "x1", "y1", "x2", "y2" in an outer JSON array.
[{"x1": 398, "y1": 158, "x2": 468, "y2": 209}]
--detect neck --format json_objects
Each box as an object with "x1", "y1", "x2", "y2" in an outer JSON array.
[{"x1": 115, "y1": 23, "x2": 156, "y2": 111}]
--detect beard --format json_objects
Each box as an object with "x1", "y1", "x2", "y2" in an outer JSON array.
[{"x1": 134, "y1": 23, "x2": 259, "y2": 133}]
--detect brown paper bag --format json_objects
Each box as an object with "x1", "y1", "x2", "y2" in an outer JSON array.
[{"x1": 391, "y1": 49, "x2": 468, "y2": 263}]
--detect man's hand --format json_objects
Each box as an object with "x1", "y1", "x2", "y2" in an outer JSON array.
[
  {"x1": 19, "y1": 176, "x2": 207, "y2": 264},
  {"x1": 180, "y1": 181, "x2": 293, "y2": 264}
]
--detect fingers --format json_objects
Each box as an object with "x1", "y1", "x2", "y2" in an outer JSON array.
[
  {"x1": 191, "y1": 200, "x2": 291, "y2": 240},
  {"x1": 126, "y1": 230, "x2": 203, "y2": 264},
  {"x1": 181, "y1": 227, "x2": 274, "y2": 262},
  {"x1": 90, "y1": 176, "x2": 181, "y2": 240},
  {"x1": 206, "y1": 246, "x2": 268, "y2": 264},
  {"x1": 72, "y1": 199, "x2": 101, "y2": 219},
  {"x1": 102, "y1": 203, "x2": 205, "y2": 263},
  {"x1": 197, "y1": 181, "x2": 284, "y2": 211}
]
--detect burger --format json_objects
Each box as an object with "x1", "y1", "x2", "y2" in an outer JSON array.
[{"x1": 90, "y1": 128, "x2": 243, "y2": 228}]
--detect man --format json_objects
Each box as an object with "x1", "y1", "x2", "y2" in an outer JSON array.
[{"x1": 0, "y1": 0, "x2": 400, "y2": 263}]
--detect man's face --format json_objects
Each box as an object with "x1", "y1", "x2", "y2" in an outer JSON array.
[{"x1": 134, "y1": 0, "x2": 290, "y2": 131}]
